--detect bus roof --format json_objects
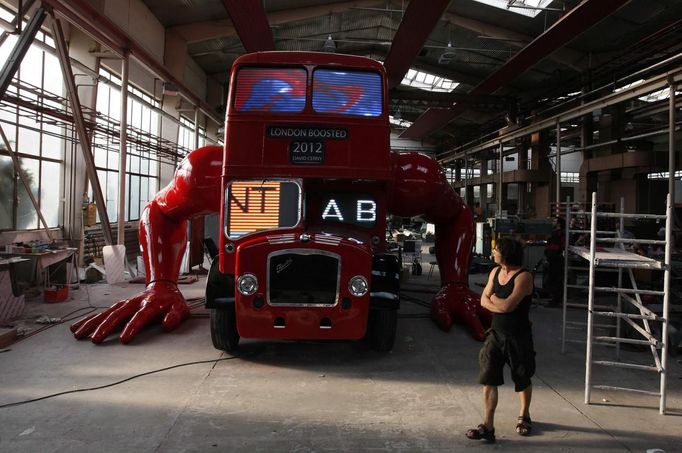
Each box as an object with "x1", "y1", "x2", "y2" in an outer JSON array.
[{"x1": 233, "y1": 51, "x2": 386, "y2": 74}]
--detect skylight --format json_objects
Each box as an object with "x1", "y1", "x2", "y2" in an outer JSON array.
[
  {"x1": 471, "y1": 0, "x2": 554, "y2": 18},
  {"x1": 389, "y1": 115, "x2": 413, "y2": 129},
  {"x1": 401, "y1": 69, "x2": 459, "y2": 93}
]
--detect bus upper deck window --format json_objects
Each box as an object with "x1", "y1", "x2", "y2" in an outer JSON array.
[
  {"x1": 234, "y1": 68, "x2": 307, "y2": 113},
  {"x1": 312, "y1": 69, "x2": 382, "y2": 117}
]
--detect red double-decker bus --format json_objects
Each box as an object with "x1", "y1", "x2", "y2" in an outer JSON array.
[{"x1": 205, "y1": 52, "x2": 400, "y2": 351}]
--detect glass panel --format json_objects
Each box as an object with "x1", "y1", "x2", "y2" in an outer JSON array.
[
  {"x1": 140, "y1": 176, "x2": 149, "y2": 210},
  {"x1": 149, "y1": 112, "x2": 159, "y2": 136},
  {"x1": 139, "y1": 155, "x2": 149, "y2": 174},
  {"x1": 149, "y1": 177, "x2": 157, "y2": 197},
  {"x1": 94, "y1": 142, "x2": 108, "y2": 168},
  {"x1": 19, "y1": 46, "x2": 43, "y2": 89},
  {"x1": 132, "y1": 102, "x2": 142, "y2": 129},
  {"x1": 0, "y1": 112, "x2": 17, "y2": 147},
  {"x1": 108, "y1": 150, "x2": 119, "y2": 171},
  {"x1": 142, "y1": 107, "x2": 151, "y2": 131},
  {"x1": 40, "y1": 160, "x2": 61, "y2": 227},
  {"x1": 43, "y1": 53, "x2": 63, "y2": 96},
  {"x1": 0, "y1": 155, "x2": 13, "y2": 229},
  {"x1": 97, "y1": 86, "x2": 110, "y2": 115},
  {"x1": 42, "y1": 122, "x2": 64, "y2": 160},
  {"x1": 312, "y1": 69, "x2": 382, "y2": 117},
  {"x1": 226, "y1": 180, "x2": 301, "y2": 239},
  {"x1": 130, "y1": 154, "x2": 140, "y2": 173},
  {"x1": 17, "y1": 127, "x2": 40, "y2": 156},
  {"x1": 109, "y1": 89, "x2": 121, "y2": 121},
  {"x1": 16, "y1": 158, "x2": 39, "y2": 229},
  {"x1": 105, "y1": 170, "x2": 118, "y2": 222},
  {"x1": 234, "y1": 68, "x2": 306, "y2": 113},
  {"x1": 129, "y1": 174, "x2": 140, "y2": 221}
]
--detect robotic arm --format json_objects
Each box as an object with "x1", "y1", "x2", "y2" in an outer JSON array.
[{"x1": 71, "y1": 146, "x2": 224, "y2": 343}]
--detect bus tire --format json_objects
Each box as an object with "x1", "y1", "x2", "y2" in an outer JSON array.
[
  {"x1": 369, "y1": 308, "x2": 398, "y2": 352},
  {"x1": 210, "y1": 306, "x2": 240, "y2": 352}
]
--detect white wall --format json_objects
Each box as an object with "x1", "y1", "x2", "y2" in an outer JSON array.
[{"x1": 103, "y1": 0, "x2": 165, "y2": 63}]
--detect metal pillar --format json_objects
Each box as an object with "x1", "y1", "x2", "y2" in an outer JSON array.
[
  {"x1": 584, "y1": 192, "x2": 598, "y2": 405},
  {"x1": 556, "y1": 120, "x2": 562, "y2": 217},
  {"x1": 49, "y1": 11, "x2": 114, "y2": 246},
  {"x1": 464, "y1": 152, "x2": 469, "y2": 205},
  {"x1": 661, "y1": 194, "x2": 672, "y2": 414},
  {"x1": 0, "y1": 125, "x2": 54, "y2": 240},
  {"x1": 497, "y1": 142, "x2": 503, "y2": 215},
  {"x1": 0, "y1": 6, "x2": 46, "y2": 99},
  {"x1": 193, "y1": 107, "x2": 200, "y2": 150},
  {"x1": 669, "y1": 77, "x2": 676, "y2": 207},
  {"x1": 118, "y1": 53, "x2": 129, "y2": 246}
]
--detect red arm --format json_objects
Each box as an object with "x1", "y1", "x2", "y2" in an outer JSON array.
[
  {"x1": 141, "y1": 145, "x2": 224, "y2": 284},
  {"x1": 389, "y1": 151, "x2": 491, "y2": 341},
  {"x1": 71, "y1": 145, "x2": 224, "y2": 343}
]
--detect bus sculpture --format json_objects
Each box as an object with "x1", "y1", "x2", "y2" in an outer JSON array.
[{"x1": 71, "y1": 52, "x2": 491, "y2": 351}]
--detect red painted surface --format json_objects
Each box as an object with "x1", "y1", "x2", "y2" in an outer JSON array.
[
  {"x1": 221, "y1": 0, "x2": 275, "y2": 52},
  {"x1": 401, "y1": 0, "x2": 630, "y2": 139},
  {"x1": 71, "y1": 52, "x2": 489, "y2": 344}
]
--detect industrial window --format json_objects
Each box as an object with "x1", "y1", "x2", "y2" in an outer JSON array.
[
  {"x1": 178, "y1": 115, "x2": 206, "y2": 155},
  {"x1": 93, "y1": 68, "x2": 160, "y2": 222},
  {"x1": 234, "y1": 67, "x2": 307, "y2": 113},
  {"x1": 0, "y1": 24, "x2": 65, "y2": 231},
  {"x1": 312, "y1": 69, "x2": 382, "y2": 117}
]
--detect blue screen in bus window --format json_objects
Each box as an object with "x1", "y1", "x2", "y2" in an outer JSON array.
[
  {"x1": 234, "y1": 68, "x2": 307, "y2": 113},
  {"x1": 312, "y1": 69, "x2": 382, "y2": 117}
]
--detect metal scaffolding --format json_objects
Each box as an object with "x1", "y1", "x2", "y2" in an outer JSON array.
[{"x1": 561, "y1": 192, "x2": 671, "y2": 414}]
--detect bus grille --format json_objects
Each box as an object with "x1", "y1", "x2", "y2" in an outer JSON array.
[{"x1": 267, "y1": 251, "x2": 340, "y2": 306}]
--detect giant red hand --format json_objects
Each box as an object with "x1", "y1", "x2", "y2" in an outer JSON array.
[
  {"x1": 431, "y1": 282, "x2": 492, "y2": 341},
  {"x1": 70, "y1": 282, "x2": 190, "y2": 344}
]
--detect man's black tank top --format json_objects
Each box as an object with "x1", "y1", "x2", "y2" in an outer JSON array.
[{"x1": 491, "y1": 266, "x2": 532, "y2": 335}]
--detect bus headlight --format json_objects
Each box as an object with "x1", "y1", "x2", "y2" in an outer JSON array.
[
  {"x1": 348, "y1": 275, "x2": 368, "y2": 297},
  {"x1": 237, "y1": 273, "x2": 258, "y2": 296}
]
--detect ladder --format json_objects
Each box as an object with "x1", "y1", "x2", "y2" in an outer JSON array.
[{"x1": 562, "y1": 192, "x2": 671, "y2": 414}]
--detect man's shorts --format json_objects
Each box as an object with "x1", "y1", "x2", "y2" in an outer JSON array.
[{"x1": 478, "y1": 329, "x2": 536, "y2": 392}]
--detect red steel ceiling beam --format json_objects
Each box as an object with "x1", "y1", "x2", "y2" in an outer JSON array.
[
  {"x1": 221, "y1": 0, "x2": 275, "y2": 52},
  {"x1": 400, "y1": 0, "x2": 631, "y2": 139},
  {"x1": 384, "y1": 0, "x2": 451, "y2": 90}
]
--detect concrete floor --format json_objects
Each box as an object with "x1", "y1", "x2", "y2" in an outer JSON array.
[{"x1": 1, "y1": 265, "x2": 681, "y2": 453}]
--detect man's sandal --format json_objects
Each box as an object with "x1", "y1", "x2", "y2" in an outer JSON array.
[
  {"x1": 466, "y1": 424, "x2": 496, "y2": 443},
  {"x1": 516, "y1": 416, "x2": 532, "y2": 436}
]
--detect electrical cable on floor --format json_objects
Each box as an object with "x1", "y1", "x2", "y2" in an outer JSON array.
[
  {"x1": 401, "y1": 293, "x2": 431, "y2": 309},
  {"x1": 8, "y1": 306, "x2": 100, "y2": 347},
  {"x1": 532, "y1": 373, "x2": 634, "y2": 452},
  {"x1": 0, "y1": 355, "x2": 243, "y2": 410}
]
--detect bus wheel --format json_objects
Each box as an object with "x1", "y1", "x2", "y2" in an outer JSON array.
[
  {"x1": 369, "y1": 309, "x2": 398, "y2": 352},
  {"x1": 210, "y1": 306, "x2": 240, "y2": 352}
]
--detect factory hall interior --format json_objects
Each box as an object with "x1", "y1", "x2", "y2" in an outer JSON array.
[{"x1": 1, "y1": 0, "x2": 682, "y2": 451}]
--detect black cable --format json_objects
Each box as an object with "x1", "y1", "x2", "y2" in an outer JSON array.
[
  {"x1": 401, "y1": 293, "x2": 431, "y2": 308},
  {"x1": 0, "y1": 355, "x2": 242, "y2": 409},
  {"x1": 8, "y1": 306, "x2": 100, "y2": 347},
  {"x1": 398, "y1": 313, "x2": 431, "y2": 319}
]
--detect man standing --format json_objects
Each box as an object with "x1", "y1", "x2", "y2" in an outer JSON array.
[
  {"x1": 544, "y1": 216, "x2": 565, "y2": 307},
  {"x1": 466, "y1": 237, "x2": 535, "y2": 443}
]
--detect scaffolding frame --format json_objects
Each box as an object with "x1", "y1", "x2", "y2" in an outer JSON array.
[{"x1": 561, "y1": 192, "x2": 671, "y2": 414}]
